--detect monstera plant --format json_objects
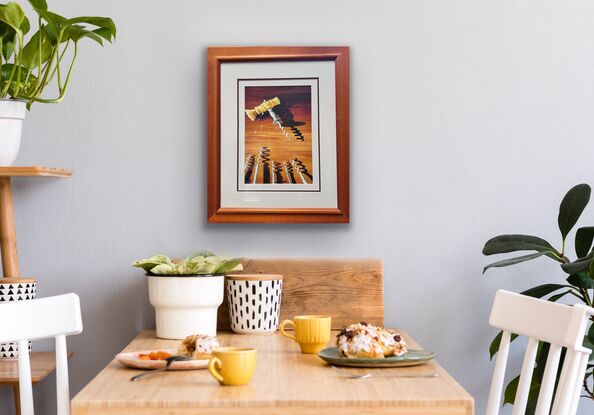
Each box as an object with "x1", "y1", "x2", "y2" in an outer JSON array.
[{"x1": 483, "y1": 183, "x2": 594, "y2": 412}]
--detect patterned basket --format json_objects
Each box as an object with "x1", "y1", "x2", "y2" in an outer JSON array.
[
  {"x1": 226, "y1": 274, "x2": 283, "y2": 334},
  {"x1": 0, "y1": 278, "x2": 36, "y2": 359}
]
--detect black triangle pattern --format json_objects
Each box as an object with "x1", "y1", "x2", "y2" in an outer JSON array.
[{"x1": 0, "y1": 281, "x2": 37, "y2": 359}]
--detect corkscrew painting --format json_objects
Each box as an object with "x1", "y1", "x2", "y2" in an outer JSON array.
[
  {"x1": 240, "y1": 84, "x2": 318, "y2": 190},
  {"x1": 209, "y1": 47, "x2": 349, "y2": 223}
]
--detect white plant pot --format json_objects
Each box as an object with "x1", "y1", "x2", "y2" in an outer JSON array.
[
  {"x1": 0, "y1": 99, "x2": 26, "y2": 166},
  {"x1": 226, "y1": 274, "x2": 283, "y2": 334},
  {"x1": 0, "y1": 278, "x2": 36, "y2": 359},
  {"x1": 148, "y1": 275, "x2": 224, "y2": 339}
]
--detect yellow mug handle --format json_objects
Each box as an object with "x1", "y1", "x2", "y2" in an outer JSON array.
[
  {"x1": 280, "y1": 319, "x2": 297, "y2": 342},
  {"x1": 208, "y1": 356, "x2": 224, "y2": 383}
]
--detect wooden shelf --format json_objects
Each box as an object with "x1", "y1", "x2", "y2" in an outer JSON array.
[
  {"x1": 0, "y1": 167, "x2": 72, "y2": 178},
  {"x1": 0, "y1": 352, "x2": 73, "y2": 385}
]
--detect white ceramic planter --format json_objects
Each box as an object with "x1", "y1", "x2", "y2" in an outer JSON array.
[
  {"x1": 0, "y1": 278, "x2": 36, "y2": 359},
  {"x1": 0, "y1": 99, "x2": 26, "y2": 166},
  {"x1": 226, "y1": 274, "x2": 283, "y2": 334},
  {"x1": 148, "y1": 275, "x2": 224, "y2": 339}
]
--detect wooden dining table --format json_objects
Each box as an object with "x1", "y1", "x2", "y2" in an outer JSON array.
[{"x1": 71, "y1": 330, "x2": 474, "y2": 415}]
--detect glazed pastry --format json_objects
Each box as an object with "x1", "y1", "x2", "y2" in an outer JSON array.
[
  {"x1": 336, "y1": 322, "x2": 407, "y2": 358},
  {"x1": 177, "y1": 334, "x2": 219, "y2": 359}
]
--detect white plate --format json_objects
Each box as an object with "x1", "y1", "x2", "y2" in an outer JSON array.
[{"x1": 115, "y1": 349, "x2": 209, "y2": 370}]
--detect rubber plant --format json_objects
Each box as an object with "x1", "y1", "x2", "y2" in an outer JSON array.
[
  {"x1": 483, "y1": 183, "x2": 594, "y2": 413},
  {"x1": 0, "y1": 0, "x2": 116, "y2": 107}
]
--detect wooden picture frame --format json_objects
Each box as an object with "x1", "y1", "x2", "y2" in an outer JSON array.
[{"x1": 207, "y1": 46, "x2": 349, "y2": 223}]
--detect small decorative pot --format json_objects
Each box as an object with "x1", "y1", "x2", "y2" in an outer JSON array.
[
  {"x1": 226, "y1": 274, "x2": 283, "y2": 334},
  {"x1": 0, "y1": 278, "x2": 36, "y2": 359},
  {"x1": 148, "y1": 275, "x2": 224, "y2": 339},
  {"x1": 0, "y1": 99, "x2": 26, "y2": 166}
]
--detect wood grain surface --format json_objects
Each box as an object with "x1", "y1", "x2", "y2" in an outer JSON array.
[
  {"x1": 0, "y1": 352, "x2": 72, "y2": 384},
  {"x1": 71, "y1": 330, "x2": 473, "y2": 415},
  {"x1": 217, "y1": 258, "x2": 384, "y2": 331},
  {"x1": 0, "y1": 167, "x2": 72, "y2": 177}
]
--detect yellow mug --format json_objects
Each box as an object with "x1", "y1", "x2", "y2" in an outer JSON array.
[
  {"x1": 208, "y1": 347, "x2": 257, "y2": 386},
  {"x1": 280, "y1": 315, "x2": 332, "y2": 354}
]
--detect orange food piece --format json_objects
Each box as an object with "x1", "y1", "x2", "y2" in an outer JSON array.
[{"x1": 139, "y1": 355, "x2": 151, "y2": 361}]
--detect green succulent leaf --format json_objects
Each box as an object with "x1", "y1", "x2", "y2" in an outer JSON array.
[
  {"x1": 482, "y1": 235, "x2": 557, "y2": 256},
  {"x1": 215, "y1": 258, "x2": 244, "y2": 274},
  {"x1": 521, "y1": 283, "x2": 568, "y2": 299},
  {"x1": 558, "y1": 183, "x2": 591, "y2": 241},
  {"x1": 575, "y1": 227, "x2": 594, "y2": 259},
  {"x1": 561, "y1": 252, "x2": 594, "y2": 274},
  {"x1": 483, "y1": 252, "x2": 548, "y2": 274},
  {"x1": 566, "y1": 272, "x2": 594, "y2": 289},
  {"x1": 132, "y1": 255, "x2": 173, "y2": 272},
  {"x1": 150, "y1": 263, "x2": 177, "y2": 275},
  {"x1": 548, "y1": 290, "x2": 572, "y2": 302}
]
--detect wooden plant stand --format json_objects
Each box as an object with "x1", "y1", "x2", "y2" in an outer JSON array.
[{"x1": 0, "y1": 167, "x2": 72, "y2": 415}]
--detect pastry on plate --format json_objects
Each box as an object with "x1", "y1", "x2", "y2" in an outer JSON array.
[
  {"x1": 177, "y1": 334, "x2": 219, "y2": 359},
  {"x1": 336, "y1": 322, "x2": 407, "y2": 358}
]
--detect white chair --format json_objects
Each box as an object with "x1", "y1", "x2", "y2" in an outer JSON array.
[
  {"x1": 0, "y1": 293, "x2": 83, "y2": 415},
  {"x1": 486, "y1": 289, "x2": 594, "y2": 415}
]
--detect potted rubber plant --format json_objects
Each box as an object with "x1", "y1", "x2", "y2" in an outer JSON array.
[
  {"x1": 0, "y1": 0, "x2": 116, "y2": 164},
  {"x1": 133, "y1": 251, "x2": 243, "y2": 339},
  {"x1": 483, "y1": 183, "x2": 594, "y2": 413}
]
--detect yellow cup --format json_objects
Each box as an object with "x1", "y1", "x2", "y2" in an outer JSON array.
[
  {"x1": 280, "y1": 315, "x2": 332, "y2": 354},
  {"x1": 208, "y1": 347, "x2": 257, "y2": 386}
]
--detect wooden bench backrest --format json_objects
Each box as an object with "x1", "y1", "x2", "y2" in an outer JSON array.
[{"x1": 217, "y1": 258, "x2": 384, "y2": 330}]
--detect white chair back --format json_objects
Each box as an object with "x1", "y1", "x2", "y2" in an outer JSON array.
[
  {"x1": 0, "y1": 293, "x2": 83, "y2": 415},
  {"x1": 486, "y1": 289, "x2": 594, "y2": 415}
]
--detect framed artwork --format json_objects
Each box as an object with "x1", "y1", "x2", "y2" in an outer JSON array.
[{"x1": 207, "y1": 46, "x2": 349, "y2": 223}]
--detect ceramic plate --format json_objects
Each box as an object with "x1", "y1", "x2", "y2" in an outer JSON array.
[
  {"x1": 318, "y1": 347, "x2": 436, "y2": 368},
  {"x1": 115, "y1": 349, "x2": 209, "y2": 370}
]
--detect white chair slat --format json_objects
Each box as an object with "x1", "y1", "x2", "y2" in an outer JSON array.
[
  {"x1": 512, "y1": 337, "x2": 539, "y2": 415},
  {"x1": 534, "y1": 344, "x2": 562, "y2": 415},
  {"x1": 17, "y1": 339, "x2": 34, "y2": 415},
  {"x1": 486, "y1": 330, "x2": 511, "y2": 415}
]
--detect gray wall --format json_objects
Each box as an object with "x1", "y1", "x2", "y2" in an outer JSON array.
[{"x1": 1, "y1": 0, "x2": 594, "y2": 413}]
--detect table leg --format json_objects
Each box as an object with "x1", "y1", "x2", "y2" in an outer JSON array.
[
  {"x1": 0, "y1": 177, "x2": 19, "y2": 277},
  {"x1": 13, "y1": 383, "x2": 21, "y2": 415}
]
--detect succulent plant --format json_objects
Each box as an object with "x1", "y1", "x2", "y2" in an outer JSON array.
[{"x1": 133, "y1": 251, "x2": 243, "y2": 276}]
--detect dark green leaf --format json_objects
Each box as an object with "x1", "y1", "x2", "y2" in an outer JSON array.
[
  {"x1": 558, "y1": 184, "x2": 591, "y2": 241},
  {"x1": 588, "y1": 324, "x2": 594, "y2": 348},
  {"x1": 26, "y1": 0, "x2": 48, "y2": 11},
  {"x1": 483, "y1": 235, "x2": 557, "y2": 255},
  {"x1": 561, "y1": 252, "x2": 594, "y2": 274},
  {"x1": 503, "y1": 374, "x2": 540, "y2": 412},
  {"x1": 489, "y1": 331, "x2": 519, "y2": 360},
  {"x1": 548, "y1": 290, "x2": 572, "y2": 302},
  {"x1": 521, "y1": 284, "x2": 567, "y2": 299},
  {"x1": 575, "y1": 227, "x2": 594, "y2": 258},
  {"x1": 483, "y1": 252, "x2": 548, "y2": 274},
  {"x1": 566, "y1": 272, "x2": 594, "y2": 289}
]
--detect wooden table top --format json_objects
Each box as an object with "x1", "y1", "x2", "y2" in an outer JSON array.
[
  {"x1": 72, "y1": 330, "x2": 473, "y2": 415},
  {"x1": 0, "y1": 352, "x2": 71, "y2": 385}
]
